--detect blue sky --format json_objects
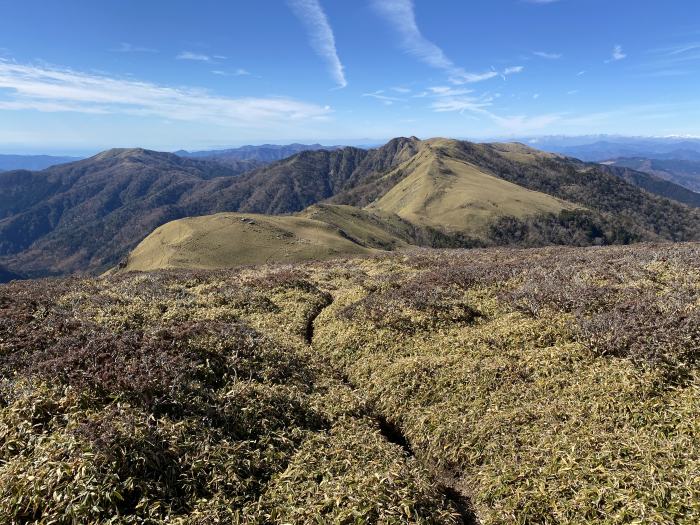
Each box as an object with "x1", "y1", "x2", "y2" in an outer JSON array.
[{"x1": 1, "y1": 0, "x2": 699, "y2": 154}]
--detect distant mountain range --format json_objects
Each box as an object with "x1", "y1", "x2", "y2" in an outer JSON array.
[
  {"x1": 0, "y1": 154, "x2": 81, "y2": 171},
  {"x1": 2, "y1": 137, "x2": 698, "y2": 280},
  {"x1": 516, "y1": 135, "x2": 700, "y2": 162},
  {"x1": 602, "y1": 157, "x2": 700, "y2": 194},
  {"x1": 175, "y1": 143, "x2": 343, "y2": 166}
]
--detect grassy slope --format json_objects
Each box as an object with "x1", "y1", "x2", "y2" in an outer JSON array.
[
  {"x1": 123, "y1": 212, "x2": 375, "y2": 272},
  {"x1": 2, "y1": 243, "x2": 699, "y2": 523},
  {"x1": 368, "y1": 140, "x2": 573, "y2": 236},
  {"x1": 299, "y1": 203, "x2": 414, "y2": 250}
]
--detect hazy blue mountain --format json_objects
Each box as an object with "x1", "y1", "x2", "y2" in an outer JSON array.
[
  {"x1": 175, "y1": 143, "x2": 344, "y2": 164},
  {"x1": 508, "y1": 136, "x2": 700, "y2": 162},
  {"x1": 0, "y1": 154, "x2": 81, "y2": 171}
]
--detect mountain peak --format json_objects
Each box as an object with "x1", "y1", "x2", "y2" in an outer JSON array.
[{"x1": 91, "y1": 147, "x2": 171, "y2": 163}]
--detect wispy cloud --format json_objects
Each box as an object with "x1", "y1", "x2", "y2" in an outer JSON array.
[
  {"x1": 421, "y1": 86, "x2": 491, "y2": 115},
  {"x1": 287, "y1": 0, "x2": 347, "y2": 88},
  {"x1": 211, "y1": 68, "x2": 252, "y2": 77},
  {"x1": 524, "y1": 0, "x2": 560, "y2": 3},
  {"x1": 607, "y1": 45, "x2": 627, "y2": 62},
  {"x1": 0, "y1": 60, "x2": 331, "y2": 127},
  {"x1": 371, "y1": 0, "x2": 501, "y2": 85},
  {"x1": 417, "y1": 80, "x2": 560, "y2": 133},
  {"x1": 111, "y1": 43, "x2": 158, "y2": 53},
  {"x1": 638, "y1": 41, "x2": 700, "y2": 75},
  {"x1": 651, "y1": 42, "x2": 700, "y2": 56},
  {"x1": 177, "y1": 51, "x2": 213, "y2": 62},
  {"x1": 503, "y1": 66, "x2": 524, "y2": 75},
  {"x1": 533, "y1": 51, "x2": 562, "y2": 59},
  {"x1": 427, "y1": 86, "x2": 473, "y2": 97},
  {"x1": 362, "y1": 90, "x2": 403, "y2": 105}
]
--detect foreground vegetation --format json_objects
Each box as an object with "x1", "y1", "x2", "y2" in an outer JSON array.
[{"x1": 1, "y1": 242, "x2": 699, "y2": 523}]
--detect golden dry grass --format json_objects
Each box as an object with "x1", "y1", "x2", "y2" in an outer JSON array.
[{"x1": 123, "y1": 212, "x2": 375, "y2": 272}]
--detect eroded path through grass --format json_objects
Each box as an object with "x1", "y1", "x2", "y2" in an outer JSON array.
[{"x1": 304, "y1": 286, "x2": 480, "y2": 524}]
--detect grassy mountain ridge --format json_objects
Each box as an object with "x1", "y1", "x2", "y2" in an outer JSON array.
[
  {"x1": 121, "y1": 138, "x2": 700, "y2": 274},
  {"x1": 367, "y1": 139, "x2": 574, "y2": 236},
  {"x1": 122, "y1": 212, "x2": 375, "y2": 272},
  {"x1": 3, "y1": 137, "x2": 700, "y2": 278},
  {"x1": 439, "y1": 139, "x2": 700, "y2": 241}
]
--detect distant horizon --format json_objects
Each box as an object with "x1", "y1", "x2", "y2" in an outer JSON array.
[{"x1": 3, "y1": 133, "x2": 700, "y2": 158}]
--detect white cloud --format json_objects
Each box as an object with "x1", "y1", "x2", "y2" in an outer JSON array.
[
  {"x1": 608, "y1": 45, "x2": 627, "y2": 62},
  {"x1": 391, "y1": 86, "x2": 411, "y2": 93},
  {"x1": 0, "y1": 60, "x2": 331, "y2": 128},
  {"x1": 371, "y1": 0, "x2": 499, "y2": 85},
  {"x1": 533, "y1": 51, "x2": 562, "y2": 59},
  {"x1": 504, "y1": 66, "x2": 524, "y2": 75},
  {"x1": 287, "y1": 0, "x2": 347, "y2": 88},
  {"x1": 177, "y1": 51, "x2": 212, "y2": 62}
]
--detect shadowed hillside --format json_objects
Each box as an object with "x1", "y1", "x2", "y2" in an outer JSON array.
[
  {"x1": 0, "y1": 265, "x2": 21, "y2": 283},
  {"x1": 0, "y1": 149, "x2": 252, "y2": 277},
  {"x1": 604, "y1": 157, "x2": 700, "y2": 194}
]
